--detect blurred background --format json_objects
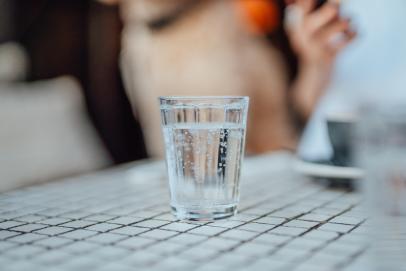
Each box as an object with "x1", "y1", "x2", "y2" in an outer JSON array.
[
  {"x1": 1, "y1": 0, "x2": 406, "y2": 191},
  {"x1": 0, "y1": 0, "x2": 147, "y2": 190},
  {"x1": 0, "y1": 0, "x2": 147, "y2": 161}
]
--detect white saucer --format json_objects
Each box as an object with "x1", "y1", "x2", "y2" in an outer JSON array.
[{"x1": 294, "y1": 159, "x2": 364, "y2": 180}]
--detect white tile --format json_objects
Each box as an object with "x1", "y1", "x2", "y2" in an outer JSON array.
[
  {"x1": 108, "y1": 216, "x2": 145, "y2": 225},
  {"x1": 33, "y1": 250, "x2": 72, "y2": 264},
  {"x1": 188, "y1": 226, "x2": 226, "y2": 236},
  {"x1": 303, "y1": 230, "x2": 339, "y2": 241},
  {"x1": 219, "y1": 229, "x2": 258, "y2": 241},
  {"x1": 330, "y1": 216, "x2": 364, "y2": 225},
  {"x1": 60, "y1": 229, "x2": 98, "y2": 240},
  {"x1": 254, "y1": 217, "x2": 286, "y2": 225},
  {"x1": 121, "y1": 251, "x2": 160, "y2": 266},
  {"x1": 15, "y1": 215, "x2": 47, "y2": 223},
  {"x1": 229, "y1": 214, "x2": 257, "y2": 222},
  {"x1": 10, "y1": 223, "x2": 47, "y2": 233},
  {"x1": 61, "y1": 211, "x2": 93, "y2": 219},
  {"x1": 131, "y1": 210, "x2": 158, "y2": 218},
  {"x1": 294, "y1": 263, "x2": 335, "y2": 271},
  {"x1": 0, "y1": 221, "x2": 25, "y2": 229},
  {"x1": 339, "y1": 234, "x2": 368, "y2": 245},
  {"x1": 1, "y1": 260, "x2": 44, "y2": 271},
  {"x1": 284, "y1": 220, "x2": 319, "y2": 229},
  {"x1": 0, "y1": 241, "x2": 18, "y2": 251},
  {"x1": 288, "y1": 237, "x2": 326, "y2": 251},
  {"x1": 0, "y1": 211, "x2": 25, "y2": 220},
  {"x1": 252, "y1": 233, "x2": 292, "y2": 246},
  {"x1": 0, "y1": 230, "x2": 21, "y2": 240},
  {"x1": 269, "y1": 226, "x2": 308, "y2": 237},
  {"x1": 98, "y1": 262, "x2": 132, "y2": 271},
  {"x1": 270, "y1": 210, "x2": 304, "y2": 219},
  {"x1": 36, "y1": 208, "x2": 68, "y2": 217},
  {"x1": 179, "y1": 246, "x2": 219, "y2": 261},
  {"x1": 61, "y1": 220, "x2": 96, "y2": 229},
  {"x1": 209, "y1": 253, "x2": 253, "y2": 268},
  {"x1": 160, "y1": 222, "x2": 198, "y2": 232},
  {"x1": 34, "y1": 236, "x2": 73, "y2": 248},
  {"x1": 298, "y1": 214, "x2": 331, "y2": 222},
  {"x1": 318, "y1": 223, "x2": 355, "y2": 233},
  {"x1": 312, "y1": 208, "x2": 342, "y2": 216},
  {"x1": 0, "y1": 255, "x2": 12, "y2": 268},
  {"x1": 110, "y1": 226, "x2": 149, "y2": 236},
  {"x1": 61, "y1": 241, "x2": 100, "y2": 254},
  {"x1": 86, "y1": 232, "x2": 127, "y2": 244},
  {"x1": 34, "y1": 226, "x2": 72, "y2": 236},
  {"x1": 246, "y1": 257, "x2": 290, "y2": 271},
  {"x1": 60, "y1": 255, "x2": 102, "y2": 269},
  {"x1": 146, "y1": 242, "x2": 186, "y2": 255},
  {"x1": 7, "y1": 233, "x2": 46, "y2": 243},
  {"x1": 85, "y1": 223, "x2": 122, "y2": 232},
  {"x1": 167, "y1": 233, "x2": 208, "y2": 245},
  {"x1": 138, "y1": 229, "x2": 178, "y2": 240},
  {"x1": 39, "y1": 217, "x2": 72, "y2": 226},
  {"x1": 304, "y1": 251, "x2": 345, "y2": 268},
  {"x1": 152, "y1": 256, "x2": 193, "y2": 269},
  {"x1": 207, "y1": 220, "x2": 245, "y2": 229},
  {"x1": 272, "y1": 247, "x2": 310, "y2": 261},
  {"x1": 116, "y1": 236, "x2": 156, "y2": 250},
  {"x1": 243, "y1": 208, "x2": 271, "y2": 216},
  {"x1": 195, "y1": 263, "x2": 230, "y2": 271},
  {"x1": 153, "y1": 213, "x2": 178, "y2": 222},
  {"x1": 233, "y1": 242, "x2": 271, "y2": 257},
  {"x1": 91, "y1": 246, "x2": 130, "y2": 259},
  {"x1": 84, "y1": 214, "x2": 117, "y2": 222},
  {"x1": 237, "y1": 222, "x2": 275, "y2": 233},
  {"x1": 322, "y1": 242, "x2": 365, "y2": 257},
  {"x1": 185, "y1": 220, "x2": 210, "y2": 226},
  {"x1": 134, "y1": 219, "x2": 170, "y2": 228},
  {"x1": 200, "y1": 237, "x2": 240, "y2": 251},
  {"x1": 4, "y1": 245, "x2": 46, "y2": 258}
]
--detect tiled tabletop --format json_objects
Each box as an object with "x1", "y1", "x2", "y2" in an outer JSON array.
[{"x1": 0, "y1": 152, "x2": 372, "y2": 271}]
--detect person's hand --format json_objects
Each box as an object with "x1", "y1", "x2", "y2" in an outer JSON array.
[
  {"x1": 285, "y1": 0, "x2": 355, "y2": 73},
  {"x1": 285, "y1": 0, "x2": 356, "y2": 120}
]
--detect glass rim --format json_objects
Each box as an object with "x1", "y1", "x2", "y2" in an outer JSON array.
[{"x1": 159, "y1": 96, "x2": 249, "y2": 101}]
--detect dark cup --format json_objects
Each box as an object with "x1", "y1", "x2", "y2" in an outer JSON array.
[{"x1": 327, "y1": 115, "x2": 356, "y2": 167}]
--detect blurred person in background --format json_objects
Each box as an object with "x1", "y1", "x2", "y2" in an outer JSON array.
[
  {"x1": 298, "y1": 0, "x2": 406, "y2": 162},
  {"x1": 101, "y1": 0, "x2": 355, "y2": 158}
]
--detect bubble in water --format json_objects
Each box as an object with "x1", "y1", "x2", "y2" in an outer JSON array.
[{"x1": 163, "y1": 123, "x2": 244, "y2": 209}]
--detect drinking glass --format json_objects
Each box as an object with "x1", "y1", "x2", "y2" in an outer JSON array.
[{"x1": 159, "y1": 96, "x2": 249, "y2": 221}]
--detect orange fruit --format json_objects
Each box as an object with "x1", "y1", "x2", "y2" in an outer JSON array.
[{"x1": 237, "y1": 0, "x2": 280, "y2": 34}]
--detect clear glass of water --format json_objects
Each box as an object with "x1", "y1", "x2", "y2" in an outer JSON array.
[{"x1": 159, "y1": 96, "x2": 249, "y2": 221}]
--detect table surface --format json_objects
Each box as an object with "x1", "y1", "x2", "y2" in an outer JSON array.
[{"x1": 0, "y1": 153, "x2": 372, "y2": 271}]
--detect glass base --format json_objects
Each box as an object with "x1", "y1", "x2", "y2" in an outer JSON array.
[{"x1": 171, "y1": 205, "x2": 237, "y2": 221}]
